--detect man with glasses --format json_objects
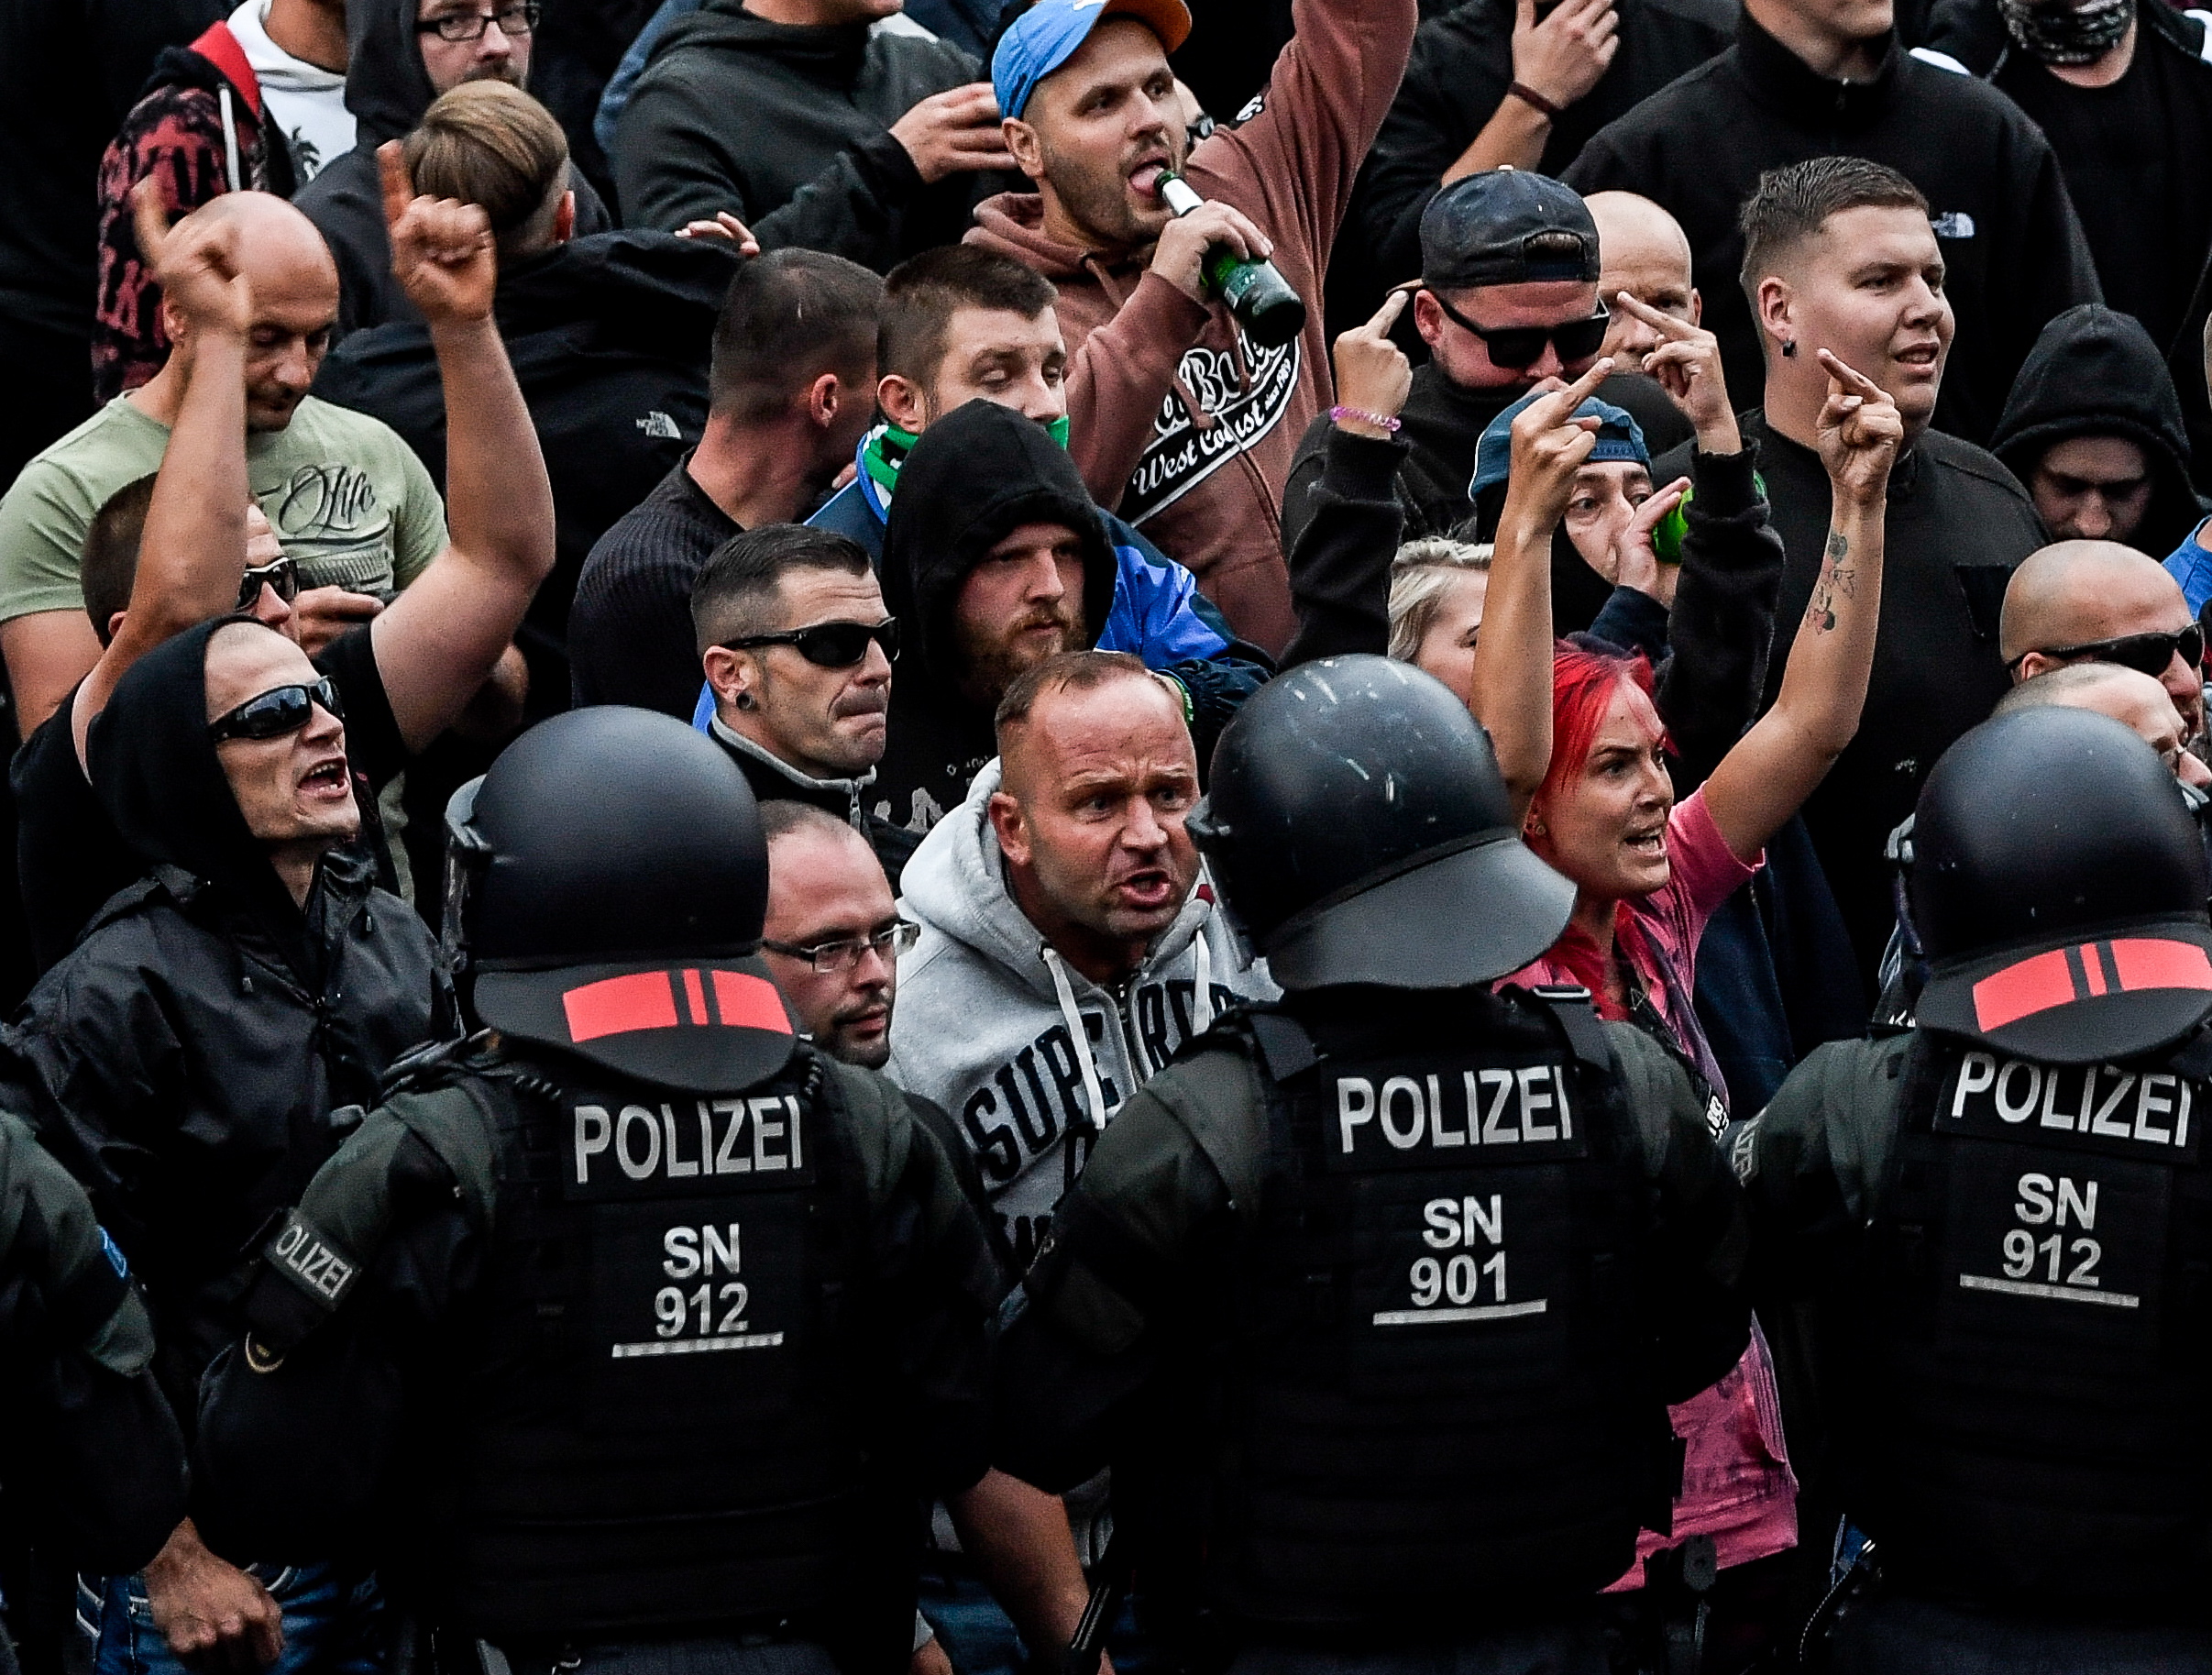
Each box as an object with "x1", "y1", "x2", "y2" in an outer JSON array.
[
  {"x1": 1282, "y1": 170, "x2": 1650, "y2": 559},
  {"x1": 690, "y1": 525, "x2": 919, "y2": 887},
  {"x1": 294, "y1": 0, "x2": 611, "y2": 336},
  {"x1": 761, "y1": 800, "x2": 915, "y2": 1070},
  {"x1": 2001, "y1": 538, "x2": 2207, "y2": 743},
  {"x1": 9, "y1": 154, "x2": 553, "y2": 975}
]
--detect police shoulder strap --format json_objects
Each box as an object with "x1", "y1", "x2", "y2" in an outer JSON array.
[{"x1": 1523, "y1": 984, "x2": 1614, "y2": 1075}]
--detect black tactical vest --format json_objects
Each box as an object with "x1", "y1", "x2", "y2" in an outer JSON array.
[
  {"x1": 1194, "y1": 989, "x2": 1680, "y2": 1631},
  {"x1": 410, "y1": 1046, "x2": 884, "y2": 1643},
  {"x1": 1848, "y1": 1030, "x2": 2212, "y2": 1610}
]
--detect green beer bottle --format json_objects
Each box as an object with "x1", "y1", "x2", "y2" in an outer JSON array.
[{"x1": 1157, "y1": 171, "x2": 1306, "y2": 349}]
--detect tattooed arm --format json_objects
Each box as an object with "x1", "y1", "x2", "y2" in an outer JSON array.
[{"x1": 1700, "y1": 350, "x2": 1902, "y2": 864}]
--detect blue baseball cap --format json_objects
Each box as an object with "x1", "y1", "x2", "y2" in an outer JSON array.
[
  {"x1": 1469, "y1": 391, "x2": 1648, "y2": 501},
  {"x1": 992, "y1": 0, "x2": 1195, "y2": 123}
]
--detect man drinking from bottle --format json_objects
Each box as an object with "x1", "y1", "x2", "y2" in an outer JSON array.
[{"x1": 967, "y1": 0, "x2": 1416, "y2": 657}]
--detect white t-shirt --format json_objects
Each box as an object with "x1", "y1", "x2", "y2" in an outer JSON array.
[{"x1": 228, "y1": 0, "x2": 354, "y2": 182}]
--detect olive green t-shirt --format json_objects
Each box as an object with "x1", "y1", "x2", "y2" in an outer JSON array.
[{"x1": 0, "y1": 394, "x2": 447, "y2": 624}]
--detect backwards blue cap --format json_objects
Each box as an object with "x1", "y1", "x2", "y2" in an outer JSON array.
[
  {"x1": 992, "y1": 0, "x2": 1194, "y2": 124},
  {"x1": 1469, "y1": 391, "x2": 1649, "y2": 502}
]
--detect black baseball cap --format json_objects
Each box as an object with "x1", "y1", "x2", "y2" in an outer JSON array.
[{"x1": 1421, "y1": 169, "x2": 1601, "y2": 293}]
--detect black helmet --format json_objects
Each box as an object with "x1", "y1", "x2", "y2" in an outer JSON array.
[
  {"x1": 1911, "y1": 706, "x2": 2212, "y2": 1063},
  {"x1": 445, "y1": 707, "x2": 798, "y2": 1091},
  {"x1": 1189, "y1": 655, "x2": 1575, "y2": 991}
]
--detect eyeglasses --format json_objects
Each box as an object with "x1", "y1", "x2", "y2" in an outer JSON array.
[
  {"x1": 208, "y1": 677, "x2": 346, "y2": 744},
  {"x1": 2013, "y1": 624, "x2": 2205, "y2": 679},
  {"x1": 416, "y1": 1, "x2": 538, "y2": 41},
  {"x1": 762, "y1": 919, "x2": 919, "y2": 975},
  {"x1": 1428, "y1": 294, "x2": 1611, "y2": 370},
  {"x1": 719, "y1": 618, "x2": 900, "y2": 669},
  {"x1": 236, "y1": 556, "x2": 299, "y2": 612}
]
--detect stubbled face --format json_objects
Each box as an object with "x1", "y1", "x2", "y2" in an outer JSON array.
[
  {"x1": 1777, "y1": 205, "x2": 1953, "y2": 433},
  {"x1": 1532, "y1": 678, "x2": 1674, "y2": 904},
  {"x1": 953, "y1": 522, "x2": 1088, "y2": 707},
  {"x1": 2030, "y1": 435, "x2": 2153, "y2": 545},
  {"x1": 763, "y1": 825, "x2": 900, "y2": 1069},
  {"x1": 1017, "y1": 19, "x2": 1187, "y2": 248},
  {"x1": 926, "y1": 307, "x2": 1069, "y2": 427},
  {"x1": 1563, "y1": 460, "x2": 1655, "y2": 579},
  {"x1": 2061, "y1": 671, "x2": 2212, "y2": 788},
  {"x1": 1771, "y1": 0, "x2": 1897, "y2": 43},
  {"x1": 2018, "y1": 561, "x2": 2204, "y2": 739},
  {"x1": 743, "y1": 568, "x2": 894, "y2": 778},
  {"x1": 1412, "y1": 570, "x2": 1490, "y2": 707},
  {"x1": 204, "y1": 626, "x2": 358, "y2": 851},
  {"x1": 415, "y1": 0, "x2": 533, "y2": 94},
  {"x1": 993, "y1": 678, "x2": 1201, "y2": 950},
  {"x1": 239, "y1": 259, "x2": 337, "y2": 431},
  {"x1": 1415, "y1": 280, "x2": 1602, "y2": 391}
]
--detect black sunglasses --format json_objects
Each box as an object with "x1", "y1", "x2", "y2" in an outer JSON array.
[
  {"x1": 2015, "y1": 624, "x2": 2205, "y2": 679},
  {"x1": 237, "y1": 556, "x2": 300, "y2": 612},
  {"x1": 719, "y1": 617, "x2": 899, "y2": 669},
  {"x1": 208, "y1": 677, "x2": 345, "y2": 744},
  {"x1": 1428, "y1": 294, "x2": 1611, "y2": 370}
]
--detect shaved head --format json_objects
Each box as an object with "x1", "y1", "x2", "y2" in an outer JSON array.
[
  {"x1": 1995, "y1": 661, "x2": 2209, "y2": 787},
  {"x1": 2002, "y1": 539, "x2": 2204, "y2": 742},
  {"x1": 1590, "y1": 192, "x2": 1692, "y2": 277},
  {"x1": 1588, "y1": 193, "x2": 1697, "y2": 372},
  {"x1": 156, "y1": 192, "x2": 339, "y2": 431}
]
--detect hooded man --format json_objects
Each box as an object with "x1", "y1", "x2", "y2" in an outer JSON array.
[
  {"x1": 293, "y1": 0, "x2": 608, "y2": 335},
  {"x1": 1990, "y1": 304, "x2": 2204, "y2": 559},
  {"x1": 3, "y1": 615, "x2": 447, "y2": 1669},
  {"x1": 872, "y1": 399, "x2": 1120, "y2": 835},
  {"x1": 886, "y1": 649, "x2": 1273, "y2": 1272}
]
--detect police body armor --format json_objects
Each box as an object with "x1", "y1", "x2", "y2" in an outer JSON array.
[
  {"x1": 1191, "y1": 989, "x2": 1680, "y2": 1630},
  {"x1": 1845, "y1": 1030, "x2": 2212, "y2": 1611},
  {"x1": 387, "y1": 1041, "x2": 892, "y2": 1646}
]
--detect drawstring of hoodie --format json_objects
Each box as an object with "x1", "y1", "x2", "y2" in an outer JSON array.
[
  {"x1": 1192, "y1": 925, "x2": 1215, "y2": 1034},
  {"x1": 1043, "y1": 947, "x2": 1111, "y2": 1140}
]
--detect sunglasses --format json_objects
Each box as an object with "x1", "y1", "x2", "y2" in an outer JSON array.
[
  {"x1": 208, "y1": 677, "x2": 346, "y2": 744},
  {"x1": 719, "y1": 617, "x2": 900, "y2": 669},
  {"x1": 1428, "y1": 294, "x2": 1611, "y2": 370},
  {"x1": 237, "y1": 556, "x2": 300, "y2": 612},
  {"x1": 2014, "y1": 624, "x2": 2205, "y2": 679}
]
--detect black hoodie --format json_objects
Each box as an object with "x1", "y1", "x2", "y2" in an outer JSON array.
[
  {"x1": 1990, "y1": 303, "x2": 2206, "y2": 559},
  {"x1": 610, "y1": 0, "x2": 978, "y2": 264},
  {"x1": 314, "y1": 228, "x2": 740, "y2": 712},
  {"x1": 292, "y1": 0, "x2": 609, "y2": 337},
  {"x1": 875, "y1": 401, "x2": 1117, "y2": 835},
  {"x1": 4, "y1": 620, "x2": 446, "y2": 1427}
]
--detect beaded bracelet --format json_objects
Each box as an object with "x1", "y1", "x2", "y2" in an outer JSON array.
[{"x1": 1329, "y1": 404, "x2": 1403, "y2": 435}]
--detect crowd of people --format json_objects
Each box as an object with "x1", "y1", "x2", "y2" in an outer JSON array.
[{"x1": 1, "y1": 0, "x2": 2211, "y2": 1668}]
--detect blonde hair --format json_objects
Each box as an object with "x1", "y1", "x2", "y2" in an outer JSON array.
[
  {"x1": 1387, "y1": 537, "x2": 1492, "y2": 663},
  {"x1": 402, "y1": 82, "x2": 568, "y2": 260}
]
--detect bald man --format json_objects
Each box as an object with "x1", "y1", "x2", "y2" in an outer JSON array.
[
  {"x1": 1588, "y1": 191, "x2": 1698, "y2": 374},
  {"x1": 1994, "y1": 661, "x2": 2212, "y2": 788},
  {"x1": 0, "y1": 188, "x2": 449, "y2": 737},
  {"x1": 1999, "y1": 538, "x2": 2206, "y2": 741}
]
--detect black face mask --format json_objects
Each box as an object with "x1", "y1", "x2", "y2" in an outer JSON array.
[{"x1": 2000, "y1": 0, "x2": 2133, "y2": 64}]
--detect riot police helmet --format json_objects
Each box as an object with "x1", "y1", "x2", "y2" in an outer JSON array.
[
  {"x1": 1188, "y1": 655, "x2": 1576, "y2": 991},
  {"x1": 1911, "y1": 705, "x2": 2212, "y2": 1063},
  {"x1": 444, "y1": 706, "x2": 798, "y2": 1090}
]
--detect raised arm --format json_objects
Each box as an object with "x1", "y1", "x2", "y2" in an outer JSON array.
[
  {"x1": 1465, "y1": 358, "x2": 1613, "y2": 819},
  {"x1": 1699, "y1": 351, "x2": 1901, "y2": 864},
  {"x1": 368, "y1": 142, "x2": 556, "y2": 755},
  {"x1": 72, "y1": 182, "x2": 255, "y2": 764}
]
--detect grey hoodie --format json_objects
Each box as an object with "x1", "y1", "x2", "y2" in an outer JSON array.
[{"x1": 886, "y1": 759, "x2": 1275, "y2": 1270}]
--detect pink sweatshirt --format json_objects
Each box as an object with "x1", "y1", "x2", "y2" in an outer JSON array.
[{"x1": 1505, "y1": 788, "x2": 1799, "y2": 1587}]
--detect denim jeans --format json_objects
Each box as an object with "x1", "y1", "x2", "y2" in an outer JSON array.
[
  {"x1": 916, "y1": 1561, "x2": 1153, "y2": 1675},
  {"x1": 95, "y1": 1563, "x2": 384, "y2": 1675}
]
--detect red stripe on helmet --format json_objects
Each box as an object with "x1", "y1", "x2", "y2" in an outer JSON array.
[
  {"x1": 681, "y1": 967, "x2": 709, "y2": 1025},
  {"x1": 563, "y1": 971, "x2": 678, "y2": 1041},
  {"x1": 1972, "y1": 948, "x2": 2079, "y2": 1031},
  {"x1": 2108, "y1": 937, "x2": 2212, "y2": 996},
  {"x1": 712, "y1": 969, "x2": 791, "y2": 1033}
]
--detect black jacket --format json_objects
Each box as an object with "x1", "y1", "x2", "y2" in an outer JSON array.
[
  {"x1": 314, "y1": 230, "x2": 738, "y2": 717},
  {"x1": 708, "y1": 715, "x2": 922, "y2": 894},
  {"x1": 876, "y1": 402, "x2": 1118, "y2": 836},
  {"x1": 1563, "y1": 15, "x2": 2102, "y2": 446},
  {"x1": 1656, "y1": 414, "x2": 2044, "y2": 989},
  {"x1": 1343, "y1": 0, "x2": 1734, "y2": 310},
  {"x1": 4, "y1": 623, "x2": 448, "y2": 1438},
  {"x1": 611, "y1": 0, "x2": 977, "y2": 267},
  {"x1": 293, "y1": 0, "x2": 609, "y2": 337},
  {"x1": 1989, "y1": 303, "x2": 2206, "y2": 559}
]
